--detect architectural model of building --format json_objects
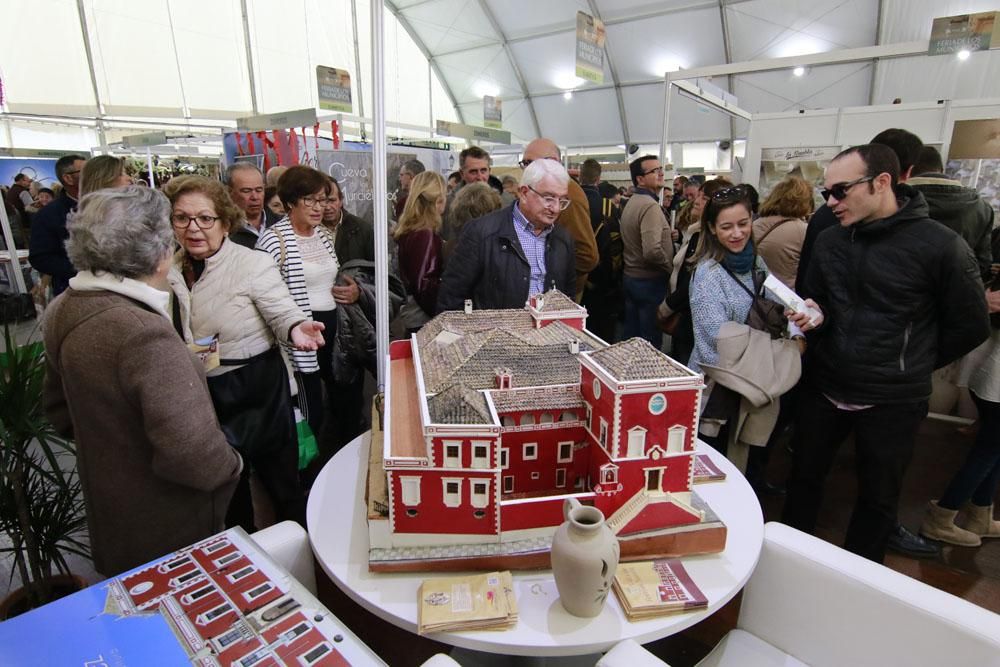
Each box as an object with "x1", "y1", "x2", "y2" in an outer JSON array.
[{"x1": 369, "y1": 290, "x2": 725, "y2": 571}]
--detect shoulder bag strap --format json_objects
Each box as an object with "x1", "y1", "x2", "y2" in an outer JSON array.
[{"x1": 754, "y1": 217, "x2": 794, "y2": 246}]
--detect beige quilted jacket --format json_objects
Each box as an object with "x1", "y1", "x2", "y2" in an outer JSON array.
[{"x1": 168, "y1": 239, "x2": 306, "y2": 376}]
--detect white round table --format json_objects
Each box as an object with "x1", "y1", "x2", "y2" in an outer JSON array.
[{"x1": 307, "y1": 433, "x2": 763, "y2": 658}]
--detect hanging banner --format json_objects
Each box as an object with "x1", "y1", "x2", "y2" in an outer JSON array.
[
  {"x1": 316, "y1": 150, "x2": 418, "y2": 224},
  {"x1": 928, "y1": 12, "x2": 1000, "y2": 55},
  {"x1": 758, "y1": 146, "x2": 841, "y2": 202},
  {"x1": 316, "y1": 66, "x2": 353, "y2": 113},
  {"x1": 236, "y1": 108, "x2": 317, "y2": 132},
  {"x1": 575, "y1": 11, "x2": 606, "y2": 84},
  {"x1": 122, "y1": 132, "x2": 168, "y2": 149},
  {"x1": 435, "y1": 119, "x2": 510, "y2": 145},
  {"x1": 483, "y1": 96, "x2": 502, "y2": 129}
]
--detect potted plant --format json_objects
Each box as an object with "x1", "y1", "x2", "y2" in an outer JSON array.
[{"x1": 0, "y1": 323, "x2": 90, "y2": 618}]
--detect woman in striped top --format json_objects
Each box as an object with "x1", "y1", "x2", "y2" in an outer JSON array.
[{"x1": 257, "y1": 166, "x2": 358, "y2": 438}]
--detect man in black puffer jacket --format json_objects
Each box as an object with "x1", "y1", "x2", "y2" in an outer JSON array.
[{"x1": 783, "y1": 144, "x2": 989, "y2": 564}]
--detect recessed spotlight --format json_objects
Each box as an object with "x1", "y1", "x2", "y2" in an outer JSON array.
[
  {"x1": 957, "y1": 49, "x2": 971, "y2": 61},
  {"x1": 793, "y1": 66, "x2": 805, "y2": 77},
  {"x1": 563, "y1": 91, "x2": 573, "y2": 100}
]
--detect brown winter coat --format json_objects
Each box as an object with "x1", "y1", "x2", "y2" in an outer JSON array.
[
  {"x1": 43, "y1": 290, "x2": 242, "y2": 576},
  {"x1": 752, "y1": 215, "x2": 808, "y2": 290}
]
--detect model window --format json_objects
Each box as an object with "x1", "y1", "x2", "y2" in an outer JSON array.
[
  {"x1": 442, "y1": 479, "x2": 462, "y2": 507},
  {"x1": 401, "y1": 476, "x2": 421, "y2": 506},
  {"x1": 648, "y1": 393, "x2": 667, "y2": 415},
  {"x1": 667, "y1": 425, "x2": 687, "y2": 453},
  {"x1": 559, "y1": 411, "x2": 577, "y2": 422},
  {"x1": 159, "y1": 557, "x2": 191, "y2": 572},
  {"x1": 472, "y1": 443, "x2": 489, "y2": 468},
  {"x1": 556, "y1": 469, "x2": 567, "y2": 487},
  {"x1": 238, "y1": 648, "x2": 270, "y2": 667},
  {"x1": 599, "y1": 418, "x2": 608, "y2": 447},
  {"x1": 244, "y1": 583, "x2": 273, "y2": 602},
  {"x1": 585, "y1": 404, "x2": 593, "y2": 433},
  {"x1": 520, "y1": 413, "x2": 535, "y2": 426},
  {"x1": 600, "y1": 464, "x2": 618, "y2": 485},
  {"x1": 558, "y1": 441, "x2": 573, "y2": 462},
  {"x1": 627, "y1": 427, "x2": 647, "y2": 458},
  {"x1": 500, "y1": 447, "x2": 509, "y2": 469},
  {"x1": 303, "y1": 644, "x2": 333, "y2": 664},
  {"x1": 471, "y1": 481, "x2": 489, "y2": 508},
  {"x1": 444, "y1": 442, "x2": 461, "y2": 468},
  {"x1": 227, "y1": 565, "x2": 255, "y2": 583},
  {"x1": 592, "y1": 378, "x2": 601, "y2": 399},
  {"x1": 214, "y1": 552, "x2": 241, "y2": 568},
  {"x1": 501, "y1": 415, "x2": 515, "y2": 427},
  {"x1": 204, "y1": 540, "x2": 229, "y2": 554},
  {"x1": 181, "y1": 583, "x2": 214, "y2": 605},
  {"x1": 278, "y1": 622, "x2": 309, "y2": 643},
  {"x1": 540, "y1": 412, "x2": 554, "y2": 423},
  {"x1": 503, "y1": 476, "x2": 514, "y2": 493},
  {"x1": 523, "y1": 443, "x2": 538, "y2": 460},
  {"x1": 198, "y1": 602, "x2": 232, "y2": 625},
  {"x1": 531, "y1": 472, "x2": 540, "y2": 480},
  {"x1": 172, "y1": 569, "x2": 200, "y2": 586}
]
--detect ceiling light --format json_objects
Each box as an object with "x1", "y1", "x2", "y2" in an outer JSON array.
[
  {"x1": 563, "y1": 91, "x2": 573, "y2": 100},
  {"x1": 473, "y1": 81, "x2": 500, "y2": 98},
  {"x1": 793, "y1": 66, "x2": 805, "y2": 77},
  {"x1": 554, "y1": 71, "x2": 586, "y2": 90},
  {"x1": 957, "y1": 49, "x2": 971, "y2": 61}
]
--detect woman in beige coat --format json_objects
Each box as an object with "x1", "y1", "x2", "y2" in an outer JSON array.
[
  {"x1": 752, "y1": 177, "x2": 813, "y2": 290},
  {"x1": 165, "y1": 176, "x2": 324, "y2": 533},
  {"x1": 44, "y1": 186, "x2": 242, "y2": 576}
]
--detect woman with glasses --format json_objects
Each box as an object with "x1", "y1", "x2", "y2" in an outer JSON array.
[
  {"x1": 687, "y1": 184, "x2": 818, "y2": 472},
  {"x1": 394, "y1": 171, "x2": 447, "y2": 333},
  {"x1": 165, "y1": 175, "x2": 324, "y2": 533},
  {"x1": 257, "y1": 166, "x2": 355, "y2": 440},
  {"x1": 44, "y1": 186, "x2": 242, "y2": 576}
]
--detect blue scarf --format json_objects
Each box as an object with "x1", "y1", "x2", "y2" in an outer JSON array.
[{"x1": 722, "y1": 239, "x2": 755, "y2": 274}]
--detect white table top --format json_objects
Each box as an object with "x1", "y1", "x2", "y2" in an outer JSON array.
[{"x1": 307, "y1": 433, "x2": 764, "y2": 657}]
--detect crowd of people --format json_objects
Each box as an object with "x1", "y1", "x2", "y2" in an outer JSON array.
[{"x1": 11, "y1": 125, "x2": 1000, "y2": 574}]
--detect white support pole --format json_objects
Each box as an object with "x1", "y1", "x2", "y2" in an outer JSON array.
[
  {"x1": 371, "y1": 0, "x2": 389, "y2": 392},
  {"x1": 0, "y1": 205, "x2": 28, "y2": 295},
  {"x1": 659, "y1": 79, "x2": 673, "y2": 165},
  {"x1": 146, "y1": 147, "x2": 157, "y2": 189}
]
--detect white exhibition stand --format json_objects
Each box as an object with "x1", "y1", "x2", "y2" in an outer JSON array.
[{"x1": 307, "y1": 433, "x2": 764, "y2": 658}]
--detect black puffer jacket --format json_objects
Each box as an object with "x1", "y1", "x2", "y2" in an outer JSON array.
[
  {"x1": 333, "y1": 260, "x2": 404, "y2": 384},
  {"x1": 802, "y1": 185, "x2": 988, "y2": 404},
  {"x1": 436, "y1": 205, "x2": 577, "y2": 312}
]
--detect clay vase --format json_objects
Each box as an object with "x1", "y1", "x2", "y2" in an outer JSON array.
[{"x1": 550, "y1": 498, "x2": 620, "y2": 617}]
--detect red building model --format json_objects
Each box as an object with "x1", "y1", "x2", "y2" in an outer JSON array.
[{"x1": 369, "y1": 290, "x2": 726, "y2": 572}]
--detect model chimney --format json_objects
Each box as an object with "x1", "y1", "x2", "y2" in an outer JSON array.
[
  {"x1": 568, "y1": 340, "x2": 580, "y2": 355},
  {"x1": 464, "y1": 299, "x2": 473, "y2": 314}
]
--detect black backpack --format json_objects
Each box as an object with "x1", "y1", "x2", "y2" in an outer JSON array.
[{"x1": 590, "y1": 198, "x2": 623, "y2": 292}]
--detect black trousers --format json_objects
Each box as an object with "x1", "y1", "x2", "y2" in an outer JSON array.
[
  {"x1": 782, "y1": 388, "x2": 927, "y2": 563},
  {"x1": 295, "y1": 309, "x2": 338, "y2": 438},
  {"x1": 939, "y1": 391, "x2": 1000, "y2": 509}
]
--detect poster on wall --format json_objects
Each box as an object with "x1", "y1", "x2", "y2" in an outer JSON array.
[
  {"x1": 758, "y1": 146, "x2": 840, "y2": 202},
  {"x1": 928, "y1": 12, "x2": 999, "y2": 55},
  {"x1": 316, "y1": 150, "x2": 417, "y2": 224},
  {"x1": 0, "y1": 157, "x2": 59, "y2": 189},
  {"x1": 947, "y1": 159, "x2": 1000, "y2": 216},
  {"x1": 483, "y1": 95, "x2": 502, "y2": 129},
  {"x1": 948, "y1": 119, "x2": 1000, "y2": 159},
  {"x1": 575, "y1": 11, "x2": 606, "y2": 84},
  {"x1": 316, "y1": 66, "x2": 353, "y2": 113}
]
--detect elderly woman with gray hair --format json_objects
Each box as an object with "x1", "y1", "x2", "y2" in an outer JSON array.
[{"x1": 42, "y1": 186, "x2": 242, "y2": 577}]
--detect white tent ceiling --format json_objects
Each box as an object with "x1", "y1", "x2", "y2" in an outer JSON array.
[{"x1": 2, "y1": 0, "x2": 1000, "y2": 152}]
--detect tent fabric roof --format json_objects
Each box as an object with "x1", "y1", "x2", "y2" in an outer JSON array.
[{"x1": 3, "y1": 0, "x2": 1000, "y2": 149}]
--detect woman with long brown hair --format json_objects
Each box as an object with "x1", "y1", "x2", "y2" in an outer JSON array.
[{"x1": 394, "y1": 171, "x2": 447, "y2": 332}]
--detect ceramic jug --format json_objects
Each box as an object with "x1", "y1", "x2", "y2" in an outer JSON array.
[{"x1": 550, "y1": 497, "x2": 620, "y2": 617}]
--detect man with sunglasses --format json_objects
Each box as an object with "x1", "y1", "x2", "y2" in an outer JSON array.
[
  {"x1": 620, "y1": 154, "x2": 674, "y2": 348},
  {"x1": 29, "y1": 153, "x2": 87, "y2": 295},
  {"x1": 783, "y1": 143, "x2": 989, "y2": 564},
  {"x1": 437, "y1": 158, "x2": 576, "y2": 312}
]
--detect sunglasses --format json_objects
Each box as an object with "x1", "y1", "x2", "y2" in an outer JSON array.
[
  {"x1": 710, "y1": 184, "x2": 751, "y2": 204},
  {"x1": 820, "y1": 176, "x2": 874, "y2": 202}
]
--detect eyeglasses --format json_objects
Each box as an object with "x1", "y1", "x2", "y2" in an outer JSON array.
[
  {"x1": 299, "y1": 196, "x2": 330, "y2": 208},
  {"x1": 820, "y1": 176, "x2": 874, "y2": 202},
  {"x1": 642, "y1": 166, "x2": 664, "y2": 176},
  {"x1": 710, "y1": 184, "x2": 752, "y2": 204},
  {"x1": 527, "y1": 185, "x2": 571, "y2": 211},
  {"x1": 171, "y1": 213, "x2": 221, "y2": 230},
  {"x1": 518, "y1": 156, "x2": 560, "y2": 169}
]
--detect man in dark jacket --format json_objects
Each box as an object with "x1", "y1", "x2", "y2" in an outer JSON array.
[
  {"x1": 909, "y1": 145, "x2": 994, "y2": 280},
  {"x1": 437, "y1": 159, "x2": 576, "y2": 311},
  {"x1": 29, "y1": 154, "x2": 87, "y2": 295},
  {"x1": 226, "y1": 162, "x2": 280, "y2": 249},
  {"x1": 783, "y1": 144, "x2": 989, "y2": 564}
]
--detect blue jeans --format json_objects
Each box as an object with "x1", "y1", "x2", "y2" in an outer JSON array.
[
  {"x1": 623, "y1": 275, "x2": 667, "y2": 349},
  {"x1": 939, "y1": 392, "x2": 1000, "y2": 509}
]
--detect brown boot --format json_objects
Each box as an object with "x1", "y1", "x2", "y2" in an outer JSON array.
[
  {"x1": 963, "y1": 503, "x2": 1000, "y2": 538},
  {"x1": 920, "y1": 501, "x2": 982, "y2": 547}
]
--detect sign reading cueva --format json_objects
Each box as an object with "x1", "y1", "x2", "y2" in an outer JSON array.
[
  {"x1": 483, "y1": 96, "x2": 502, "y2": 130},
  {"x1": 928, "y1": 12, "x2": 1000, "y2": 55},
  {"x1": 435, "y1": 120, "x2": 511, "y2": 145},
  {"x1": 316, "y1": 66, "x2": 353, "y2": 112},
  {"x1": 575, "y1": 11, "x2": 606, "y2": 84}
]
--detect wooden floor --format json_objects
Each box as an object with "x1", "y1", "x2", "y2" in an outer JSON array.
[{"x1": 315, "y1": 414, "x2": 1000, "y2": 666}]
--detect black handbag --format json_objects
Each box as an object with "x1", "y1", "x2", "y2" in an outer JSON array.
[
  {"x1": 0, "y1": 293, "x2": 36, "y2": 324},
  {"x1": 721, "y1": 262, "x2": 787, "y2": 339}
]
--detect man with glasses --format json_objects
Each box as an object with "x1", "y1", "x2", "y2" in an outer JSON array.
[
  {"x1": 620, "y1": 154, "x2": 674, "y2": 348},
  {"x1": 518, "y1": 138, "x2": 598, "y2": 301},
  {"x1": 783, "y1": 143, "x2": 988, "y2": 564},
  {"x1": 226, "y1": 162, "x2": 280, "y2": 249},
  {"x1": 437, "y1": 158, "x2": 576, "y2": 311},
  {"x1": 29, "y1": 153, "x2": 87, "y2": 295}
]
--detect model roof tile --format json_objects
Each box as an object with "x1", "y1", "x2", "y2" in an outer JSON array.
[
  {"x1": 489, "y1": 386, "x2": 586, "y2": 413},
  {"x1": 427, "y1": 384, "x2": 493, "y2": 425},
  {"x1": 588, "y1": 337, "x2": 694, "y2": 381},
  {"x1": 533, "y1": 290, "x2": 583, "y2": 313}
]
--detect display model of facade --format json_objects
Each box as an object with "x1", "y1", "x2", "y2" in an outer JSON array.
[
  {"x1": 106, "y1": 529, "x2": 345, "y2": 666},
  {"x1": 370, "y1": 290, "x2": 719, "y2": 570}
]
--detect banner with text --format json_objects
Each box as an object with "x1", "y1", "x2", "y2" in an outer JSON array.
[
  {"x1": 928, "y1": 12, "x2": 999, "y2": 55},
  {"x1": 575, "y1": 11, "x2": 606, "y2": 83},
  {"x1": 759, "y1": 146, "x2": 841, "y2": 202},
  {"x1": 483, "y1": 96, "x2": 502, "y2": 129},
  {"x1": 316, "y1": 66, "x2": 353, "y2": 112}
]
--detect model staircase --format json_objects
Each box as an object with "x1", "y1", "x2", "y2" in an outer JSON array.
[{"x1": 606, "y1": 489, "x2": 651, "y2": 534}]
